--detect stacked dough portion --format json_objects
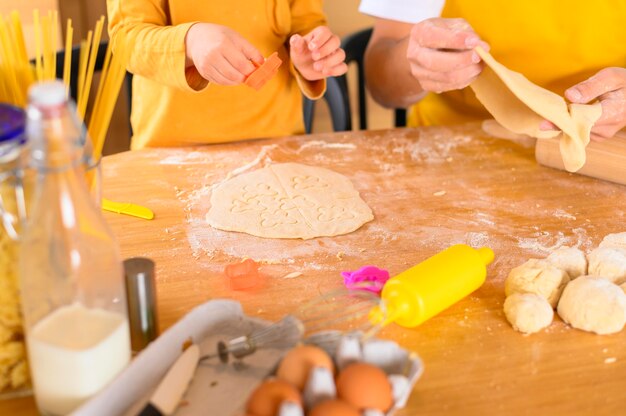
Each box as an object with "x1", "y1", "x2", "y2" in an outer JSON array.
[{"x1": 504, "y1": 233, "x2": 626, "y2": 335}]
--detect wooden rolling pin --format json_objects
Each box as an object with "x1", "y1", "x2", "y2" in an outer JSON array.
[
  {"x1": 482, "y1": 120, "x2": 626, "y2": 186},
  {"x1": 535, "y1": 132, "x2": 626, "y2": 186}
]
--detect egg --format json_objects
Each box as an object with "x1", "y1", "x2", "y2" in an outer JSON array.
[
  {"x1": 276, "y1": 345, "x2": 334, "y2": 390},
  {"x1": 246, "y1": 378, "x2": 302, "y2": 416},
  {"x1": 336, "y1": 362, "x2": 393, "y2": 412},
  {"x1": 308, "y1": 399, "x2": 361, "y2": 416}
]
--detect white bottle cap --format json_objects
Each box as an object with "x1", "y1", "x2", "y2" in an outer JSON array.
[{"x1": 28, "y1": 80, "x2": 67, "y2": 107}]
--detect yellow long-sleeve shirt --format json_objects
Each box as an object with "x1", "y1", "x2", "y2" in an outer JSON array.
[
  {"x1": 408, "y1": 0, "x2": 626, "y2": 127},
  {"x1": 107, "y1": 0, "x2": 327, "y2": 149}
]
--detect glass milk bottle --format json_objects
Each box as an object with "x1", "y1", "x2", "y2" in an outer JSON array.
[{"x1": 19, "y1": 81, "x2": 130, "y2": 415}]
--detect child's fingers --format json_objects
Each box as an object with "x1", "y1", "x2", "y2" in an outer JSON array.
[
  {"x1": 224, "y1": 48, "x2": 257, "y2": 77},
  {"x1": 236, "y1": 38, "x2": 264, "y2": 66},
  {"x1": 207, "y1": 56, "x2": 243, "y2": 85},
  {"x1": 206, "y1": 66, "x2": 238, "y2": 86},
  {"x1": 313, "y1": 48, "x2": 346, "y2": 72},
  {"x1": 323, "y1": 62, "x2": 348, "y2": 77},
  {"x1": 304, "y1": 26, "x2": 332, "y2": 51},
  {"x1": 310, "y1": 35, "x2": 341, "y2": 61},
  {"x1": 290, "y1": 34, "x2": 307, "y2": 56}
]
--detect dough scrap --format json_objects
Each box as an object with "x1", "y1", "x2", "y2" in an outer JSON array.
[
  {"x1": 206, "y1": 163, "x2": 373, "y2": 239},
  {"x1": 504, "y1": 259, "x2": 570, "y2": 308},
  {"x1": 546, "y1": 246, "x2": 587, "y2": 279},
  {"x1": 599, "y1": 232, "x2": 626, "y2": 251},
  {"x1": 503, "y1": 293, "x2": 553, "y2": 334},
  {"x1": 471, "y1": 47, "x2": 602, "y2": 172},
  {"x1": 557, "y1": 276, "x2": 626, "y2": 335},
  {"x1": 587, "y1": 247, "x2": 626, "y2": 285}
]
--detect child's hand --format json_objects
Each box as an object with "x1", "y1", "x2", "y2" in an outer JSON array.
[
  {"x1": 289, "y1": 26, "x2": 348, "y2": 81},
  {"x1": 185, "y1": 23, "x2": 264, "y2": 85}
]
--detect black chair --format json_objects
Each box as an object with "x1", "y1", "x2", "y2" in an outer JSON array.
[
  {"x1": 302, "y1": 27, "x2": 407, "y2": 134},
  {"x1": 342, "y1": 27, "x2": 406, "y2": 129},
  {"x1": 303, "y1": 75, "x2": 351, "y2": 133}
]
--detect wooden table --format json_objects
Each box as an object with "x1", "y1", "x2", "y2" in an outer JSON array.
[{"x1": 3, "y1": 123, "x2": 625, "y2": 415}]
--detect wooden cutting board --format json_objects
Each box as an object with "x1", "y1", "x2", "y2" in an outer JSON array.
[{"x1": 535, "y1": 133, "x2": 626, "y2": 185}]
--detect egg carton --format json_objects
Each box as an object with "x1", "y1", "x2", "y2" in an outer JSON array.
[
  {"x1": 303, "y1": 332, "x2": 423, "y2": 415},
  {"x1": 72, "y1": 300, "x2": 423, "y2": 416},
  {"x1": 264, "y1": 331, "x2": 423, "y2": 416}
]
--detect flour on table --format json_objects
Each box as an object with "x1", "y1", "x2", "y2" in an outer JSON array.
[{"x1": 206, "y1": 163, "x2": 373, "y2": 240}]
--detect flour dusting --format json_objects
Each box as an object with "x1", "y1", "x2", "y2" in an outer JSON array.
[
  {"x1": 554, "y1": 209, "x2": 576, "y2": 220},
  {"x1": 296, "y1": 140, "x2": 357, "y2": 152},
  {"x1": 515, "y1": 228, "x2": 593, "y2": 256},
  {"x1": 225, "y1": 144, "x2": 277, "y2": 179},
  {"x1": 162, "y1": 127, "x2": 599, "y2": 280}
]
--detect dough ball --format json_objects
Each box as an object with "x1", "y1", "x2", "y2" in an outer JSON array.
[
  {"x1": 505, "y1": 259, "x2": 570, "y2": 308},
  {"x1": 557, "y1": 276, "x2": 626, "y2": 335},
  {"x1": 546, "y1": 246, "x2": 587, "y2": 279},
  {"x1": 621, "y1": 282, "x2": 626, "y2": 294},
  {"x1": 587, "y1": 247, "x2": 626, "y2": 285},
  {"x1": 599, "y1": 232, "x2": 626, "y2": 250},
  {"x1": 503, "y1": 293, "x2": 554, "y2": 334}
]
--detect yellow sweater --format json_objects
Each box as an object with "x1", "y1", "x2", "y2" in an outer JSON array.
[
  {"x1": 107, "y1": 0, "x2": 327, "y2": 149},
  {"x1": 409, "y1": 0, "x2": 626, "y2": 127}
]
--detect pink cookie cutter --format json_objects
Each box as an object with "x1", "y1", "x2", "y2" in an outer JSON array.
[{"x1": 341, "y1": 266, "x2": 390, "y2": 294}]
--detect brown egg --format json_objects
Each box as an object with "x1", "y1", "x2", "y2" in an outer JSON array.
[
  {"x1": 336, "y1": 362, "x2": 393, "y2": 412},
  {"x1": 276, "y1": 345, "x2": 334, "y2": 390},
  {"x1": 245, "y1": 378, "x2": 302, "y2": 416},
  {"x1": 309, "y1": 399, "x2": 361, "y2": 416}
]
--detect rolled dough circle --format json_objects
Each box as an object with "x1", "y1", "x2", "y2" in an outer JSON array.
[
  {"x1": 503, "y1": 293, "x2": 553, "y2": 334},
  {"x1": 557, "y1": 276, "x2": 626, "y2": 335},
  {"x1": 206, "y1": 163, "x2": 374, "y2": 239}
]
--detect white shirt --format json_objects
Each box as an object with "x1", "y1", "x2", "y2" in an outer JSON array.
[{"x1": 359, "y1": 0, "x2": 445, "y2": 24}]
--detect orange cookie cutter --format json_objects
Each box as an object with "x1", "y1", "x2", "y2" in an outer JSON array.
[{"x1": 244, "y1": 52, "x2": 282, "y2": 91}]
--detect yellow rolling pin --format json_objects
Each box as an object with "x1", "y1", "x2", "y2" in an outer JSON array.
[{"x1": 373, "y1": 244, "x2": 495, "y2": 328}]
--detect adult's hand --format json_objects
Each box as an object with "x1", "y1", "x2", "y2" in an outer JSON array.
[
  {"x1": 407, "y1": 17, "x2": 489, "y2": 93},
  {"x1": 565, "y1": 68, "x2": 626, "y2": 140},
  {"x1": 185, "y1": 23, "x2": 264, "y2": 85}
]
